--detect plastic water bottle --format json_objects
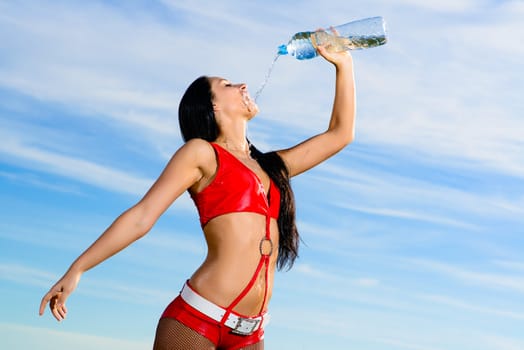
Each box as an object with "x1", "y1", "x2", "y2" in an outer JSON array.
[{"x1": 278, "y1": 16, "x2": 387, "y2": 60}]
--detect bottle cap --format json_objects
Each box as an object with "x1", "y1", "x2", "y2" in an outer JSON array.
[{"x1": 277, "y1": 44, "x2": 288, "y2": 55}]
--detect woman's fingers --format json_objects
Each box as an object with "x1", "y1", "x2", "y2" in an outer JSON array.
[
  {"x1": 55, "y1": 303, "x2": 67, "y2": 321},
  {"x1": 39, "y1": 285, "x2": 68, "y2": 321},
  {"x1": 329, "y1": 26, "x2": 340, "y2": 36},
  {"x1": 50, "y1": 292, "x2": 68, "y2": 321},
  {"x1": 317, "y1": 44, "x2": 352, "y2": 66},
  {"x1": 39, "y1": 289, "x2": 56, "y2": 316}
]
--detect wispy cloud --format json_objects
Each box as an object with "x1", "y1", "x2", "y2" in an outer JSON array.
[
  {"x1": 340, "y1": 203, "x2": 479, "y2": 229},
  {"x1": 294, "y1": 263, "x2": 380, "y2": 287},
  {"x1": 389, "y1": 0, "x2": 483, "y2": 13},
  {"x1": 407, "y1": 258, "x2": 524, "y2": 294},
  {"x1": 0, "y1": 262, "x2": 173, "y2": 306},
  {"x1": 493, "y1": 259, "x2": 524, "y2": 272},
  {"x1": 418, "y1": 293, "x2": 524, "y2": 320},
  {"x1": 0, "y1": 124, "x2": 191, "y2": 212},
  {"x1": 0, "y1": 1, "x2": 180, "y2": 142},
  {"x1": 306, "y1": 161, "x2": 524, "y2": 224},
  {"x1": 2, "y1": 0, "x2": 523, "y2": 179},
  {"x1": 0, "y1": 323, "x2": 150, "y2": 350},
  {"x1": 0, "y1": 133, "x2": 153, "y2": 196},
  {"x1": 377, "y1": 336, "x2": 446, "y2": 350},
  {"x1": 0, "y1": 263, "x2": 56, "y2": 289},
  {"x1": 476, "y1": 333, "x2": 524, "y2": 350},
  {"x1": 0, "y1": 170, "x2": 85, "y2": 195}
]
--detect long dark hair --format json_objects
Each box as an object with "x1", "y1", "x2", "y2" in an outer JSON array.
[{"x1": 179, "y1": 76, "x2": 299, "y2": 270}]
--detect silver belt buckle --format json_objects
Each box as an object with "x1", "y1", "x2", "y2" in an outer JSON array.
[{"x1": 231, "y1": 317, "x2": 260, "y2": 335}]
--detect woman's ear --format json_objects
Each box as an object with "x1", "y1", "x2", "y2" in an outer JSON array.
[{"x1": 213, "y1": 103, "x2": 220, "y2": 112}]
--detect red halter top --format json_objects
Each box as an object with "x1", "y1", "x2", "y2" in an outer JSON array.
[{"x1": 191, "y1": 143, "x2": 280, "y2": 227}]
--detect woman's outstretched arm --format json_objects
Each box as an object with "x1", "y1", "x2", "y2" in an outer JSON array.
[
  {"x1": 39, "y1": 139, "x2": 213, "y2": 321},
  {"x1": 277, "y1": 45, "x2": 356, "y2": 177}
]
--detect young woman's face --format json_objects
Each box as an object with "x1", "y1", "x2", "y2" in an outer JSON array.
[{"x1": 209, "y1": 77, "x2": 258, "y2": 119}]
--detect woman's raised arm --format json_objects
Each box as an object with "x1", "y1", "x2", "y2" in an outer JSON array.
[{"x1": 277, "y1": 45, "x2": 356, "y2": 177}]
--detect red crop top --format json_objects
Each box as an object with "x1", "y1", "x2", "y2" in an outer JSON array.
[{"x1": 191, "y1": 143, "x2": 281, "y2": 227}]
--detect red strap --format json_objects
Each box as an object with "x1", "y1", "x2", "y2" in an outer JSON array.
[
  {"x1": 220, "y1": 254, "x2": 266, "y2": 323},
  {"x1": 259, "y1": 255, "x2": 270, "y2": 314},
  {"x1": 220, "y1": 214, "x2": 272, "y2": 324},
  {"x1": 258, "y1": 212, "x2": 271, "y2": 314}
]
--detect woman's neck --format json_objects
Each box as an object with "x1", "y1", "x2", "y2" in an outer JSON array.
[
  {"x1": 214, "y1": 115, "x2": 251, "y2": 157},
  {"x1": 217, "y1": 137, "x2": 249, "y2": 152},
  {"x1": 215, "y1": 133, "x2": 251, "y2": 159}
]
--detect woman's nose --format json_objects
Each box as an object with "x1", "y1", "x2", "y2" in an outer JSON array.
[{"x1": 239, "y1": 83, "x2": 247, "y2": 90}]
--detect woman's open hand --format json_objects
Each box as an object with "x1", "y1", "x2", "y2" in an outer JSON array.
[{"x1": 39, "y1": 269, "x2": 81, "y2": 321}]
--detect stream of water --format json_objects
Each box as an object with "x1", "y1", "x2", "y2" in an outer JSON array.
[{"x1": 254, "y1": 53, "x2": 280, "y2": 103}]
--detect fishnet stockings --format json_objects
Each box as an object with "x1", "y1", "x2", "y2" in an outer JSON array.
[
  {"x1": 153, "y1": 317, "x2": 265, "y2": 350},
  {"x1": 153, "y1": 317, "x2": 215, "y2": 350}
]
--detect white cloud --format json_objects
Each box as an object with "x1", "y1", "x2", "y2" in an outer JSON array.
[
  {"x1": 387, "y1": 0, "x2": 484, "y2": 13},
  {"x1": 290, "y1": 264, "x2": 383, "y2": 298},
  {"x1": 377, "y1": 336, "x2": 446, "y2": 350},
  {"x1": 0, "y1": 132, "x2": 153, "y2": 196},
  {"x1": 493, "y1": 260, "x2": 524, "y2": 272},
  {"x1": 0, "y1": 170, "x2": 85, "y2": 195},
  {"x1": 0, "y1": 122, "x2": 191, "y2": 213},
  {"x1": 476, "y1": 334, "x2": 524, "y2": 350},
  {"x1": 307, "y1": 161, "x2": 524, "y2": 224},
  {"x1": 0, "y1": 323, "x2": 150, "y2": 350},
  {"x1": 0, "y1": 262, "x2": 173, "y2": 306},
  {"x1": 0, "y1": 263, "x2": 56, "y2": 289},
  {"x1": 2, "y1": 0, "x2": 523, "y2": 179},
  {"x1": 418, "y1": 293, "x2": 524, "y2": 320},
  {"x1": 408, "y1": 258, "x2": 524, "y2": 294},
  {"x1": 0, "y1": 1, "x2": 181, "y2": 140},
  {"x1": 340, "y1": 203, "x2": 480, "y2": 229}
]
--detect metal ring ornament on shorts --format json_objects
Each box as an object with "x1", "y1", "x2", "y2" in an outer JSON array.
[{"x1": 259, "y1": 237, "x2": 273, "y2": 256}]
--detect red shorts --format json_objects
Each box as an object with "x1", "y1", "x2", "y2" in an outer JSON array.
[{"x1": 161, "y1": 296, "x2": 264, "y2": 350}]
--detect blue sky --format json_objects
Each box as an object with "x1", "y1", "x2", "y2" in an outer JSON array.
[{"x1": 1, "y1": 0, "x2": 523, "y2": 349}]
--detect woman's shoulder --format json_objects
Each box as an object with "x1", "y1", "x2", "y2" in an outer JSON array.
[
  {"x1": 177, "y1": 139, "x2": 219, "y2": 194},
  {"x1": 180, "y1": 138, "x2": 215, "y2": 155},
  {"x1": 178, "y1": 138, "x2": 217, "y2": 170}
]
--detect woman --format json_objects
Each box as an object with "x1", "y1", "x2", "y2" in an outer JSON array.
[{"x1": 39, "y1": 44, "x2": 356, "y2": 349}]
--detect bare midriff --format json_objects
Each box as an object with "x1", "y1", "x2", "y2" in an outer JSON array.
[{"x1": 188, "y1": 212, "x2": 279, "y2": 316}]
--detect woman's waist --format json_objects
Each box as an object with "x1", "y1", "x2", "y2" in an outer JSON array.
[
  {"x1": 202, "y1": 221, "x2": 280, "y2": 266},
  {"x1": 188, "y1": 262, "x2": 275, "y2": 316}
]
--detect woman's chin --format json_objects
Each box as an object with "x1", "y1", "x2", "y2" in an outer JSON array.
[
  {"x1": 245, "y1": 102, "x2": 259, "y2": 118},
  {"x1": 249, "y1": 106, "x2": 259, "y2": 119}
]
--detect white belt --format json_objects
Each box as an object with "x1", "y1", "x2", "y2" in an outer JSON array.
[{"x1": 180, "y1": 282, "x2": 270, "y2": 335}]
